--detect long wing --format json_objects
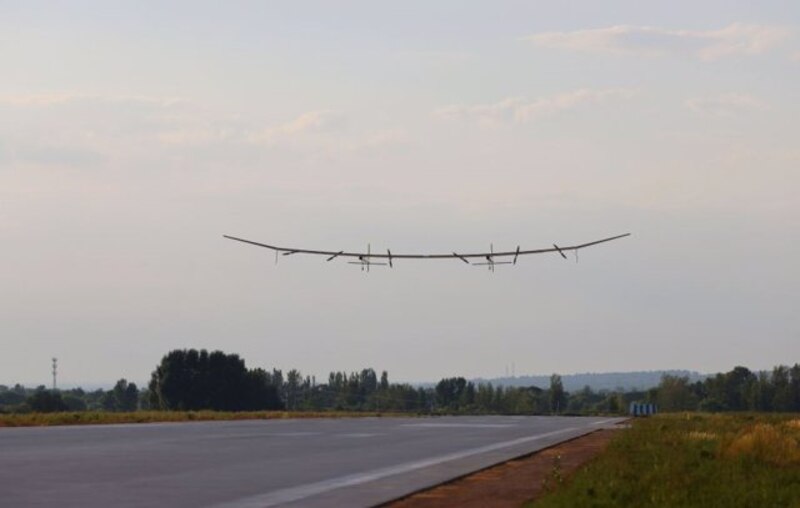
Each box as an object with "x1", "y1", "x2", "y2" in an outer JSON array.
[{"x1": 222, "y1": 233, "x2": 630, "y2": 261}]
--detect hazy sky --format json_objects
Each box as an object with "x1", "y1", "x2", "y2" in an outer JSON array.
[{"x1": 2, "y1": 1, "x2": 798, "y2": 386}]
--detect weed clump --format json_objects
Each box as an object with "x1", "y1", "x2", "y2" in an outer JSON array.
[
  {"x1": 541, "y1": 454, "x2": 564, "y2": 493},
  {"x1": 687, "y1": 431, "x2": 717, "y2": 441},
  {"x1": 721, "y1": 423, "x2": 800, "y2": 466},
  {"x1": 533, "y1": 414, "x2": 800, "y2": 507}
]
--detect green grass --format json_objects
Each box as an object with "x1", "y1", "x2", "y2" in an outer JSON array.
[
  {"x1": 0, "y1": 410, "x2": 409, "y2": 427},
  {"x1": 533, "y1": 413, "x2": 800, "y2": 508}
]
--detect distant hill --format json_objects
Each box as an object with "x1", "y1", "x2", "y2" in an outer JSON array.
[{"x1": 471, "y1": 370, "x2": 708, "y2": 392}]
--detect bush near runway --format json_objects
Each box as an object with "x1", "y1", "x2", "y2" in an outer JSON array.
[
  {"x1": 531, "y1": 413, "x2": 800, "y2": 507},
  {"x1": 0, "y1": 410, "x2": 410, "y2": 427}
]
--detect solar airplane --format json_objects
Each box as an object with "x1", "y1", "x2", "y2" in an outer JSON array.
[{"x1": 223, "y1": 233, "x2": 630, "y2": 271}]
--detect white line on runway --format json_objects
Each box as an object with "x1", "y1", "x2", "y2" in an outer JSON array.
[
  {"x1": 401, "y1": 423, "x2": 514, "y2": 428},
  {"x1": 590, "y1": 418, "x2": 622, "y2": 426},
  {"x1": 271, "y1": 432, "x2": 323, "y2": 437},
  {"x1": 214, "y1": 426, "x2": 579, "y2": 508}
]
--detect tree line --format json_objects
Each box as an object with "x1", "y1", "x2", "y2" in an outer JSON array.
[
  {"x1": 0, "y1": 379, "x2": 140, "y2": 413},
  {"x1": 651, "y1": 365, "x2": 800, "y2": 412},
  {"x1": 1, "y1": 349, "x2": 799, "y2": 415}
]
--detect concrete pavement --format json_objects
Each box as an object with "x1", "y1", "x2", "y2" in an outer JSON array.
[{"x1": 0, "y1": 415, "x2": 623, "y2": 507}]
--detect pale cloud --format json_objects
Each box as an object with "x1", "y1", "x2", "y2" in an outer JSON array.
[
  {"x1": 524, "y1": 23, "x2": 791, "y2": 60},
  {"x1": 340, "y1": 128, "x2": 408, "y2": 153},
  {"x1": 245, "y1": 110, "x2": 343, "y2": 145},
  {"x1": 0, "y1": 93, "x2": 188, "y2": 108},
  {"x1": 273, "y1": 110, "x2": 339, "y2": 135},
  {"x1": 435, "y1": 88, "x2": 633, "y2": 126},
  {"x1": 394, "y1": 50, "x2": 474, "y2": 65},
  {"x1": 157, "y1": 111, "x2": 400, "y2": 157},
  {"x1": 685, "y1": 93, "x2": 769, "y2": 116},
  {"x1": 0, "y1": 93, "x2": 79, "y2": 107},
  {"x1": 0, "y1": 92, "x2": 388, "y2": 165},
  {"x1": 1, "y1": 95, "x2": 340, "y2": 148},
  {"x1": 156, "y1": 125, "x2": 235, "y2": 145},
  {"x1": 0, "y1": 93, "x2": 196, "y2": 165}
]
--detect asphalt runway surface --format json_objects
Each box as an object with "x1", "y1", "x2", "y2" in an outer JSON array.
[{"x1": 0, "y1": 415, "x2": 623, "y2": 507}]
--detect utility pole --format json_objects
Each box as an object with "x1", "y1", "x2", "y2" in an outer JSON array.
[{"x1": 52, "y1": 357, "x2": 58, "y2": 390}]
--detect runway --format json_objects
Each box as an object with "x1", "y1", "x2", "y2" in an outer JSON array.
[{"x1": 0, "y1": 415, "x2": 623, "y2": 507}]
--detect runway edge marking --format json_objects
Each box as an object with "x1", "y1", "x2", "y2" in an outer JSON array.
[{"x1": 213, "y1": 426, "x2": 583, "y2": 508}]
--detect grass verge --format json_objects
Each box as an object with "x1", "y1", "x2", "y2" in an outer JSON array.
[
  {"x1": 0, "y1": 410, "x2": 409, "y2": 427},
  {"x1": 532, "y1": 413, "x2": 800, "y2": 507}
]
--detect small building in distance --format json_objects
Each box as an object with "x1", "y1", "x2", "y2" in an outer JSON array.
[{"x1": 629, "y1": 402, "x2": 657, "y2": 417}]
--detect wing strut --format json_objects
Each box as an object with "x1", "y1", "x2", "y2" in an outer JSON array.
[
  {"x1": 326, "y1": 251, "x2": 344, "y2": 262},
  {"x1": 453, "y1": 252, "x2": 470, "y2": 264}
]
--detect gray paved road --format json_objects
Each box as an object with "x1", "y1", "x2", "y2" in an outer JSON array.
[{"x1": 0, "y1": 415, "x2": 622, "y2": 507}]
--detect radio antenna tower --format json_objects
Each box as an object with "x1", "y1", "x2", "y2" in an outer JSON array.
[{"x1": 52, "y1": 357, "x2": 57, "y2": 390}]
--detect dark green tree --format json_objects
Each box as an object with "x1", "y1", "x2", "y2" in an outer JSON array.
[
  {"x1": 772, "y1": 366, "x2": 793, "y2": 411},
  {"x1": 435, "y1": 377, "x2": 468, "y2": 410},
  {"x1": 148, "y1": 349, "x2": 281, "y2": 411},
  {"x1": 27, "y1": 388, "x2": 68, "y2": 413},
  {"x1": 0, "y1": 389, "x2": 26, "y2": 408},
  {"x1": 62, "y1": 394, "x2": 87, "y2": 411},
  {"x1": 549, "y1": 374, "x2": 567, "y2": 414},
  {"x1": 285, "y1": 369, "x2": 302, "y2": 410},
  {"x1": 656, "y1": 375, "x2": 697, "y2": 411},
  {"x1": 790, "y1": 364, "x2": 800, "y2": 411},
  {"x1": 102, "y1": 379, "x2": 139, "y2": 412}
]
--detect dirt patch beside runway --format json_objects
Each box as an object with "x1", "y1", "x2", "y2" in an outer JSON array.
[{"x1": 384, "y1": 428, "x2": 620, "y2": 508}]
